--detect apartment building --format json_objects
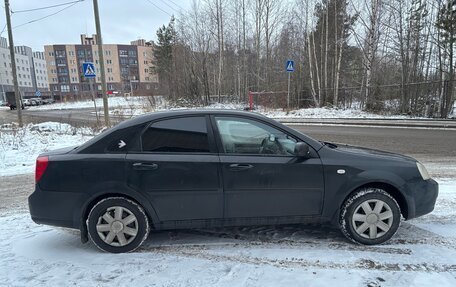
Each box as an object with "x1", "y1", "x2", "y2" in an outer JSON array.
[
  {"x1": 0, "y1": 37, "x2": 49, "y2": 101},
  {"x1": 44, "y1": 34, "x2": 158, "y2": 101}
]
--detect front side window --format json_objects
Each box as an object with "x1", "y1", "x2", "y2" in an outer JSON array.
[
  {"x1": 142, "y1": 117, "x2": 209, "y2": 153},
  {"x1": 215, "y1": 117, "x2": 297, "y2": 155}
]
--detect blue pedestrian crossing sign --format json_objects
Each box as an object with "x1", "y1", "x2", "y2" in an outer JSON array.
[
  {"x1": 286, "y1": 60, "x2": 294, "y2": 72},
  {"x1": 35, "y1": 90, "x2": 41, "y2": 97},
  {"x1": 83, "y1": 62, "x2": 96, "y2": 78}
]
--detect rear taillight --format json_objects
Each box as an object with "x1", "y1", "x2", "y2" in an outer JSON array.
[{"x1": 35, "y1": 156, "x2": 49, "y2": 183}]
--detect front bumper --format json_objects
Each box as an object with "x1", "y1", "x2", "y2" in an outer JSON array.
[
  {"x1": 406, "y1": 178, "x2": 439, "y2": 219},
  {"x1": 28, "y1": 186, "x2": 84, "y2": 230}
]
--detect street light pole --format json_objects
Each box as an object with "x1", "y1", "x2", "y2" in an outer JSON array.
[
  {"x1": 4, "y1": 0, "x2": 23, "y2": 126},
  {"x1": 92, "y1": 0, "x2": 110, "y2": 126}
]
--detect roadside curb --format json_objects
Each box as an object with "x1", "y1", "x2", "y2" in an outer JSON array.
[{"x1": 275, "y1": 118, "x2": 456, "y2": 129}]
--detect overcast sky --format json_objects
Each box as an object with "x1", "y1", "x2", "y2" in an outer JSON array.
[{"x1": 0, "y1": 0, "x2": 192, "y2": 51}]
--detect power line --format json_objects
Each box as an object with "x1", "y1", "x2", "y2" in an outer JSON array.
[
  {"x1": 11, "y1": 0, "x2": 85, "y2": 14},
  {"x1": 157, "y1": 0, "x2": 179, "y2": 13},
  {"x1": 167, "y1": 0, "x2": 184, "y2": 10},
  {"x1": 144, "y1": 0, "x2": 172, "y2": 17},
  {"x1": 13, "y1": 1, "x2": 82, "y2": 29},
  {"x1": 0, "y1": 24, "x2": 6, "y2": 37}
]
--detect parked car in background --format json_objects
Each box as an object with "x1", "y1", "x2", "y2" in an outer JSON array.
[
  {"x1": 28, "y1": 110, "x2": 438, "y2": 253},
  {"x1": 29, "y1": 98, "x2": 43, "y2": 106},
  {"x1": 23, "y1": 99, "x2": 32, "y2": 106},
  {"x1": 42, "y1": 98, "x2": 55, "y2": 105}
]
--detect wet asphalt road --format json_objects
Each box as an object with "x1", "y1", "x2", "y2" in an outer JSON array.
[
  {"x1": 1, "y1": 108, "x2": 456, "y2": 158},
  {"x1": 295, "y1": 125, "x2": 456, "y2": 157}
]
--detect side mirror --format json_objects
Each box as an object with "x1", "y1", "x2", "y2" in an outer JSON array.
[{"x1": 294, "y1": 142, "x2": 310, "y2": 158}]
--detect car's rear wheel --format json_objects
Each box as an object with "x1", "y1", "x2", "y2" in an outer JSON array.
[
  {"x1": 87, "y1": 197, "x2": 150, "y2": 253},
  {"x1": 340, "y1": 188, "x2": 401, "y2": 245}
]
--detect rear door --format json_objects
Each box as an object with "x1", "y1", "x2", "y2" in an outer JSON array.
[
  {"x1": 212, "y1": 116, "x2": 325, "y2": 220},
  {"x1": 126, "y1": 115, "x2": 222, "y2": 222}
]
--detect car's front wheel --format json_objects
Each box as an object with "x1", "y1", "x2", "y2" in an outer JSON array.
[
  {"x1": 87, "y1": 197, "x2": 150, "y2": 253},
  {"x1": 340, "y1": 188, "x2": 401, "y2": 245}
]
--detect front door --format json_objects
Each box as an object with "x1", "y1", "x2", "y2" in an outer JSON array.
[
  {"x1": 126, "y1": 116, "x2": 222, "y2": 223},
  {"x1": 213, "y1": 116, "x2": 324, "y2": 220}
]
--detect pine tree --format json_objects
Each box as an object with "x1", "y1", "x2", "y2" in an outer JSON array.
[{"x1": 153, "y1": 17, "x2": 177, "y2": 100}]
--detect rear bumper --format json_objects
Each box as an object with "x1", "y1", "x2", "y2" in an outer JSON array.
[
  {"x1": 28, "y1": 186, "x2": 84, "y2": 230},
  {"x1": 406, "y1": 178, "x2": 438, "y2": 219}
]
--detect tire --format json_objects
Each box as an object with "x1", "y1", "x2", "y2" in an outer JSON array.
[
  {"x1": 340, "y1": 188, "x2": 401, "y2": 245},
  {"x1": 87, "y1": 197, "x2": 150, "y2": 253}
]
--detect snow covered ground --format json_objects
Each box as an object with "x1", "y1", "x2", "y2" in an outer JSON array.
[
  {"x1": 0, "y1": 179, "x2": 454, "y2": 286},
  {"x1": 0, "y1": 122, "x2": 95, "y2": 177},
  {"x1": 27, "y1": 96, "x2": 149, "y2": 111},
  {"x1": 28, "y1": 96, "x2": 420, "y2": 119},
  {"x1": 1, "y1": 121, "x2": 455, "y2": 286}
]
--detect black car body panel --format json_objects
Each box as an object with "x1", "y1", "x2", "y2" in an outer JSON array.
[{"x1": 28, "y1": 109, "x2": 438, "y2": 234}]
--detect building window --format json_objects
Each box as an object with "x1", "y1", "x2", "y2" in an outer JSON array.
[
  {"x1": 61, "y1": 85, "x2": 70, "y2": 92},
  {"x1": 55, "y1": 50, "x2": 66, "y2": 58},
  {"x1": 144, "y1": 68, "x2": 148, "y2": 73},
  {"x1": 106, "y1": 59, "x2": 112, "y2": 64},
  {"x1": 128, "y1": 50, "x2": 137, "y2": 57},
  {"x1": 72, "y1": 85, "x2": 78, "y2": 91},
  {"x1": 144, "y1": 60, "x2": 148, "y2": 65},
  {"x1": 107, "y1": 68, "x2": 112, "y2": 73},
  {"x1": 49, "y1": 52, "x2": 54, "y2": 56},
  {"x1": 119, "y1": 50, "x2": 128, "y2": 57}
]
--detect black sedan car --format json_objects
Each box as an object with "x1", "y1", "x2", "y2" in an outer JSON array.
[{"x1": 28, "y1": 110, "x2": 438, "y2": 253}]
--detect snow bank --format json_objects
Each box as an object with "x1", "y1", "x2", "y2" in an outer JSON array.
[
  {"x1": 27, "y1": 96, "x2": 148, "y2": 111},
  {"x1": 28, "y1": 96, "x2": 422, "y2": 119},
  {"x1": 261, "y1": 107, "x2": 418, "y2": 119},
  {"x1": 0, "y1": 122, "x2": 95, "y2": 177}
]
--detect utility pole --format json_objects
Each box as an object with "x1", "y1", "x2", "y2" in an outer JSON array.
[
  {"x1": 92, "y1": 0, "x2": 110, "y2": 126},
  {"x1": 4, "y1": 0, "x2": 23, "y2": 127}
]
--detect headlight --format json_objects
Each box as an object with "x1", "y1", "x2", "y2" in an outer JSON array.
[{"x1": 416, "y1": 162, "x2": 431, "y2": 180}]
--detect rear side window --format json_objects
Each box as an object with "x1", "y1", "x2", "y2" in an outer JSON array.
[
  {"x1": 142, "y1": 117, "x2": 210, "y2": 153},
  {"x1": 80, "y1": 123, "x2": 146, "y2": 154}
]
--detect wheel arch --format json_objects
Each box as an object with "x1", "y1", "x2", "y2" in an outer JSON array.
[{"x1": 342, "y1": 181, "x2": 409, "y2": 220}]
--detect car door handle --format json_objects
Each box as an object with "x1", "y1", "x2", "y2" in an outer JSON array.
[
  {"x1": 229, "y1": 163, "x2": 254, "y2": 171},
  {"x1": 132, "y1": 162, "x2": 158, "y2": 171}
]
